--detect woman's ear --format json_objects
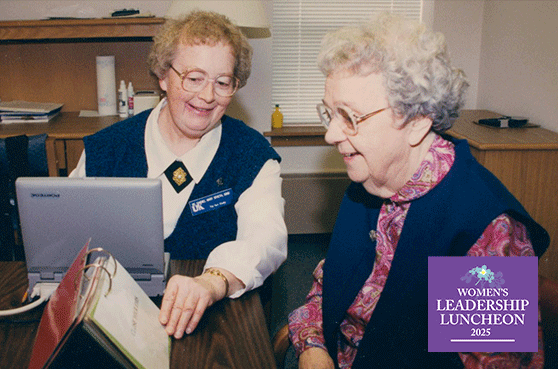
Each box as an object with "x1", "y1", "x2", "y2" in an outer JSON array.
[
  {"x1": 159, "y1": 73, "x2": 169, "y2": 92},
  {"x1": 408, "y1": 116, "x2": 433, "y2": 146}
]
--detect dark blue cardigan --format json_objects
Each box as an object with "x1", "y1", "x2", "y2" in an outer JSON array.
[
  {"x1": 83, "y1": 110, "x2": 281, "y2": 259},
  {"x1": 322, "y1": 138, "x2": 549, "y2": 368}
]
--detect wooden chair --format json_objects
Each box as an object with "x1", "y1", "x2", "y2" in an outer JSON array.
[
  {"x1": 272, "y1": 275, "x2": 558, "y2": 369},
  {"x1": 539, "y1": 274, "x2": 558, "y2": 369},
  {"x1": 272, "y1": 324, "x2": 290, "y2": 369}
]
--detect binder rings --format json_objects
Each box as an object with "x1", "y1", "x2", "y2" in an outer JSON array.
[{"x1": 27, "y1": 241, "x2": 170, "y2": 369}]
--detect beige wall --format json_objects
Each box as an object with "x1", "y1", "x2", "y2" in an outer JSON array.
[
  {"x1": 431, "y1": 0, "x2": 484, "y2": 111},
  {"x1": 433, "y1": 0, "x2": 558, "y2": 132},
  {"x1": 477, "y1": 0, "x2": 558, "y2": 131}
]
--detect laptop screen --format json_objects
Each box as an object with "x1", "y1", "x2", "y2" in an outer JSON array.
[{"x1": 16, "y1": 177, "x2": 166, "y2": 296}]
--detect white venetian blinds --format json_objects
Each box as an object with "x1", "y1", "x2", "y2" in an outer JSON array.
[{"x1": 271, "y1": 0, "x2": 423, "y2": 126}]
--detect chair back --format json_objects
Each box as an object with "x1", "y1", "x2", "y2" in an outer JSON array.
[
  {"x1": 272, "y1": 324, "x2": 290, "y2": 369},
  {"x1": 539, "y1": 274, "x2": 558, "y2": 369},
  {"x1": 0, "y1": 134, "x2": 48, "y2": 261}
]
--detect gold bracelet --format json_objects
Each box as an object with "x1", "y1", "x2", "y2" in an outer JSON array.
[{"x1": 204, "y1": 269, "x2": 229, "y2": 297}]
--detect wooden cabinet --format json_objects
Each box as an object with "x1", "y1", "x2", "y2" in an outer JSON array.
[
  {"x1": 447, "y1": 110, "x2": 558, "y2": 280},
  {"x1": 0, "y1": 18, "x2": 166, "y2": 174},
  {"x1": 0, "y1": 18, "x2": 165, "y2": 112}
]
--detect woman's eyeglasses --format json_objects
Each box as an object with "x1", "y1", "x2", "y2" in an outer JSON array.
[
  {"x1": 317, "y1": 103, "x2": 389, "y2": 135},
  {"x1": 170, "y1": 65, "x2": 239, "y2": 97}
]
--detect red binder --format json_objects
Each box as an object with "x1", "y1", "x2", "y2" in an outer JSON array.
[
  {"x1": 27, "y1": 241, "x2": 170, "y2": 369},
  {"x1": 27, "y1": 242, "x2": 90, "y2": 369}
]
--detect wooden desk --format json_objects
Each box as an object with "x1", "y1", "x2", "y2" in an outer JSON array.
[
  {"x1": 447, "y1": 110, "x2": 558, "y2": 280},
  {"x1": 0, "y1": 260, "x2": 277, "y2": 369}
]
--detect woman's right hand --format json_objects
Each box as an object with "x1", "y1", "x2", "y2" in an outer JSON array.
[
  {"x1": 159, "y1": 274, "x2": 223, "y2": 338},
  {"x1": 298, "y1": 347, "x2": 335, "y2": 369}
]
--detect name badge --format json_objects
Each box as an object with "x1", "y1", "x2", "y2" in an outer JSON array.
[{"x1": 189, "y1": 188, "x2": 233, "y2": 216}]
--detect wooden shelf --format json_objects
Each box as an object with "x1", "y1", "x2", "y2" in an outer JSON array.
[
  {"x1": 263, "y1": 126, "x2": 328, "y2": 146},
  {"x1": 0, "y1": 17, "x2": 165, "y2": 41},
  {"x1": 0, "y1": 18, "x2": 162, "y2": 112},
  {"x1": 0, "y1": 18, "x2": 165, "y2": 175}
]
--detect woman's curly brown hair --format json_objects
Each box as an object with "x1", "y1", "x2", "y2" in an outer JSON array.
[{"x1": 148, "y1": 10, "x2": 252, "y2": 88}]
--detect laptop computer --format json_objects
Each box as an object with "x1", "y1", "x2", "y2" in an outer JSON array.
[{"x1": 16, "y1": 177, "x2": 168, "y2": 297}]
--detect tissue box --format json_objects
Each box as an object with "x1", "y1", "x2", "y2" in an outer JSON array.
[{"x1": 134, "y1": 91, "x2": 160, "y2": 115}]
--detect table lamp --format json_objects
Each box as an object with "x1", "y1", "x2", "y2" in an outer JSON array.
[{"x1": 165, "y1": 0, "x2": 271, "y2": 38}]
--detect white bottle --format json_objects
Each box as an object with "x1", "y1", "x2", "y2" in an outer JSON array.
[
  {"x1": 127, "y1": 82, "x2": 134, "y2": 116},
  {"x1": 118, "y1": 80, "x2": 128, "y2": 118}
]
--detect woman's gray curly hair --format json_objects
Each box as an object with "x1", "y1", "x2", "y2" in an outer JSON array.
[
  {"x1": 148, "y1": 10, "x2": 252, "y2": 89},
  {"x1": 317, "y1": 12, "x2": 468, "y2": 132}
]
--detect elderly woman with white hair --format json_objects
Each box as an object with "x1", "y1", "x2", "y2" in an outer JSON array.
[{"x1": 288, "y1": 12, "x2": 549, "y2": 369}]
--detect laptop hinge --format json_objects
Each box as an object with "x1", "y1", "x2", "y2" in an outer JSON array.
[
  {"x1": 39, "y1": 271, "x2": 55, "y2": 280},
  {"x1": 131, "y1": 273, "x2": 152, "y2": 281}
]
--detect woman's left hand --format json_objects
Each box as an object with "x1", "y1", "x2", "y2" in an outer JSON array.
[{"x1": 159, "y1": 273, "x2": 225, "y2": 338}]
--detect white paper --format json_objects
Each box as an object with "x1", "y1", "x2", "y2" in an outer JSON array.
[{"x1": 89, "y1": 257, "x2": 170, "y2": 369}]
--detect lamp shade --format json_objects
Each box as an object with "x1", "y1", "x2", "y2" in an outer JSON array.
[{"x1": 165, "y1": 0, "x2": 270, "y2": 29}]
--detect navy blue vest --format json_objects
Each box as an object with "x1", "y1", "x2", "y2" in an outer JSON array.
[
  {"x1": 322, "y1": 138, "x2": 549, "y2": 368},
  {"x1": 83, "y1": 110, "x2": 281, "y2": 259}
]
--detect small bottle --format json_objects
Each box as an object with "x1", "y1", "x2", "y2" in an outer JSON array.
[
  {"x1": 118, "y1": 80, "x2": 128, "y2": 118},
  {"x1": 272, "y1": 104, "x2": 283, "y2": 129},
  {"x1": 127, "y1": 82, "x2": 134, "y2": 116}
]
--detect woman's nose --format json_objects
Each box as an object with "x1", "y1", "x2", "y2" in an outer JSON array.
[
  {"x1": 197, "y1": 81, "x2": 216, "y2": 102},
  {"x1": 324, "y1": 118, "x2": 347, "y2": 145}
]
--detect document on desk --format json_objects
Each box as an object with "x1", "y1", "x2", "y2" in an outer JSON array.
[{"x1": 27, "y1": 241, "x2": 170, "y2": 369}]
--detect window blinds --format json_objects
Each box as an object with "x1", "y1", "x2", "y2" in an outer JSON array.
[{"x1": 271, "y1": 0, "x2": 423, "y2": 126}]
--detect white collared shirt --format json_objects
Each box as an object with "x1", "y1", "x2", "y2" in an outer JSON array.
[{"x1": 70, "y1": 99, "x2": 287, "y2": 297}]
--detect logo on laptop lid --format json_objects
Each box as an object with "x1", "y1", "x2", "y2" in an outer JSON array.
[{"x1": 30, "y1": 192, "x2": 60, "y2": 198}]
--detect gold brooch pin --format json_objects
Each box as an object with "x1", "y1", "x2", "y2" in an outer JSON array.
[
  {"x1": 164, "y1": 161, "x2": 192, "y2": 193},
  {"x1": 173, "y1": 167, "x2": 187, "y2": 186}
]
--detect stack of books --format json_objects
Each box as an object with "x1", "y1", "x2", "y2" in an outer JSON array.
[{"x1": 0, "y1": 100, "x2": 63, "y2": 124}]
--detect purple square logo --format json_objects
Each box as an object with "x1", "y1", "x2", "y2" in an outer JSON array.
[{"x1": 428, "y1": 257, "x2": 538, "y2": 352}]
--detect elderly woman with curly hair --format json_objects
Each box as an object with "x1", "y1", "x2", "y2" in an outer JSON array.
[
  {"x1": 288, "y1": 13, "x2": 549, "y2": 369},
  {"x1": 70, "y1": 10, "x2": 287, "y2": 339}
]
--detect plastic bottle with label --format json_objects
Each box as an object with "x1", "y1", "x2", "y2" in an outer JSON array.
[
  {"x1": 118, "y1": 80, "x2": 128, "y2": 118},
  {"x1": 127, "y1": 82, "x2": 134, "y2": 116},
  {"x1": 272, "y1": 104, "x2": 283, "y2": 129}
]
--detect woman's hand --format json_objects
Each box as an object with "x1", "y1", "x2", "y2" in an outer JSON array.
[
  {"x1": 298, "y1": 347, "x2": 335, "y2": 369},
  {"x1": 159, "y1": 273, "x2": 226, "y2": 338}
]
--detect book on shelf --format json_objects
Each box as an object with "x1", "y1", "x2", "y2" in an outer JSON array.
[
  {"x1": 0, "y1": 100, "x2": 63, "y2": 124},
  {"x1": 27, "y1": 240, "x2": 170, "y2": 369},
  {"x1": 0, "y1": 100, "x2": 63, "y2": 114},
  {"x1": 0, "y1": 111, "x2": 60, "y2": 124}
]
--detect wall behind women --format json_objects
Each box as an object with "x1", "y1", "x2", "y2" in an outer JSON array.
[
  {"x1": 1, "y1": 0, "x2": 557, "y2": 173},
  {"x1": 433, "y1": 0, "x2": 558, "y2": 134},
  {"x1": 477, "y1": 0, "x2": 558, "y2": 131}
]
